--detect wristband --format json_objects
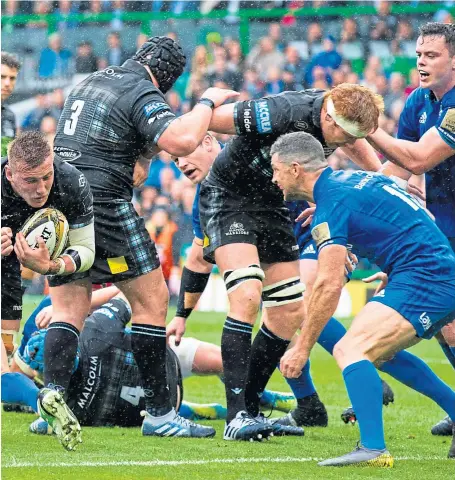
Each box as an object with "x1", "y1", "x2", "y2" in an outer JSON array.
[
  {"x1": 390, "y1": 175, "x2": 408, "y2": 190},
  {"x1": 197, "y1": 98, "x2": 215, "y2": 110},
  {"x1": 46, "y1": 257, "x2": 66, "y2": 276},
  {"x1": 176, "y1": 267, "x2": 211, "y2": 319}
]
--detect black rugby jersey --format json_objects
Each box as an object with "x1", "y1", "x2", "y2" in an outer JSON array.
[
  {"x1": 205, "y1": 89, "x2": 336, "y2": 209},
  {"x1": 1, "y1": 157, "x2": 93, "y2": 235},
  {"x1": 54, "y1": 60, "x2": 177, "y2": 202}
]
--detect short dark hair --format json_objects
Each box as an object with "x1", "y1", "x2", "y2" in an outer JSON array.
[
  {"x1": 8, "y1": 131, "x2": 51, "y2": 170},
  {"x1": 1, "y1": 51, "x2": 21, "y2": 71},
  {"x1": 419, "y1": 22, "x2": 455, "y2": 56}
]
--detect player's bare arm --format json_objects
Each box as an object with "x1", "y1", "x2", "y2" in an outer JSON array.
[
  {"x1": 207, "y1": 103, "x2": 236, "y2": 135},
  {"x1": 280, "y1": 244, "x2": 346, "y2": 378},
  {"x1": 340, "y1": 138, "x2": 382, "y2": 172},
  {"x1": 368, "y1": 126, "x2": 454, "y2": 175}
]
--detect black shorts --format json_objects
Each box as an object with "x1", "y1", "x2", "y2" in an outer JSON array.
[
  {"x1": 199, "y1": 184, "x2": 299, "y2": 265},
  {"x1": 1, "y1": 255, "x2": 24, "y2": 321},
  {"x1": 49, "y1": 200, "x2": 160, "y2": 287}
]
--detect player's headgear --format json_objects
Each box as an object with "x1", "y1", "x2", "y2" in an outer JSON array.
[{"x1": 132, "y1": 36, "x2": 186, "y2": 93}]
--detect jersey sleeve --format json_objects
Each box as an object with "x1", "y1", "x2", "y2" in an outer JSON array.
[
  {"x1": 131, "y1": 88, "x2": 177, "y2": 146},
  {"x1": 397, "y1": 93, "x2": 419, "y2": 141},
  {"x1": 65, "y1": 169, "x2": 94, "y2": 229},
  {"x1": 436, "y1": 106, "x2": 455, "y2": 149},
  {"x1": 311, "y1": 201, "x2": 349, "y2": 251},
  {"x1": 192, "y1": 184, "x2": 203, "y2": 240},
  {"x1": 234, "y1": 94, "x2": 294, "y2": 136}
]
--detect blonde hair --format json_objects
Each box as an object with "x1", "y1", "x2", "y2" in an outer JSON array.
[{"x1": 323, "y1": 83, "x2": 385, "y2": 134}]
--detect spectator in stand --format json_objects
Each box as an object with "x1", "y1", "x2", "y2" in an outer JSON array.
[
  {"x1": 55, "y1": 0, "x2": 81, "y2": 30},
  {"x1": 110, "y1": 0, "x2": 125, "y2": 31},
  {"x1": 159, "y1": 166, "x2": 177, "y2": 197},
  {"x1": 75, "y1": 41, "x2": 98, "y2": 73},
  {"x1": 146, "y1": 151, "x2": 181, "y2": 190},
  {"x1": 391, "y1": 19, "x2": 415, "y2": 56},
  {"x1": 166, "y1": 90, "x2": 184, "y2": 117},
  {"x1": 246, "y1": 37, "x2": 285, "y2": 81},
  {"x1": 140, "y1": 186, "x2": 159, "y2": 217},
  {"x1": 375, "y1": 74, "x2": 389, "y2": 97},
  {"x1": 173, "y1": 184, "x2": 197, "y2": 271},
  {"x1": 38, "y1": 33, "x2": 72, "y2": 78},
  {"x1": 346, "y1": 72, "x2": 359, "y2": 84},
  {"x1": 21, "y1": 94, "x2": 52, "y2": 131},
  {"x1": 383, "y1": 72, "x2": 405, "y2": 117},
  {"x1": 191, "y1": 45, "x2": 209, "y2": 77},
  {"x1": 268, "y1": 22, "x2": 286, "y2": 51},
  {"x1": 360, "y1": 67, "x2": 378, "y2": 91},
  {"x1": 331, "y1": 69, "x2": 347, "y2": 87},
  {"x1": 306, "y1": 22, "x2": 324, "y2": 57},
  {"x1": 185, "y1": 73, "x2": 208, "y2": 108},
  {"x1": 311, "y1": 67, "x2": 329, "y2": 90},
  {"x1": 283, "y1": 45, "x2": 305, "y2": 86},
  {"x1": 225, "y1": 38, "x2": 245, "y2": 74},
  {"x1": 242, "y1": 68, "x2": 264, "y2": 98},
  {"x1": 264, "y1": 66, "x2": 284, "y2": 95},
  {"x1": 304, "y1": 35, "x2": 342, "y2": 86},
  {"x1": 28, "y1": 1, "x2": 52, "y2": 28},
  {"x1": 145, "y1": 206, "x2": 179, "y2": 284},
  {"x1": 282, "y1": 69, "x2": 299, "y2": 91},
  {"x1": 366, "y1": 55, "x2": 383, "y2": 75},
  {"x1": 206, "y1": 55, "x2": 242, "y2": 91},
  {"x1": 370, "y1": 0, "x2": 397, "y2": 41},
  {"x1": 39, "y1": 115, "x2": 57, "y2": 146},
  {"x1": 404, "y1": 68, "x2": 419, "y2": 97},
  {"x1": 104, "y1": 31, "x2": 128, "y2": 67},
  {"x1": 339, "y1": 18, "x2": 360, "y2": 44}
]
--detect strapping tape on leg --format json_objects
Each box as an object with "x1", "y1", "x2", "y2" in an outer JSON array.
[
  {"x1": 223, "y1": 264, "x2": 265, "y2": 294},
  {"x1": 262, "y1": 276, "x2": 306, "y2": 307},
  {"x1": 2, "y1": 330, "x2": 18, "y2": 357}
]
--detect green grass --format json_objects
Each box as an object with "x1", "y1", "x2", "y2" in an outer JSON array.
[{"x1": 2, "y1": 296, "x2": 455, "y2": 479}]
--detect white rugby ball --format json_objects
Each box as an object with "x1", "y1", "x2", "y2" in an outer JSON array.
[{"x1": 20, "y1": 208, "x2": 69, "y2": 260}]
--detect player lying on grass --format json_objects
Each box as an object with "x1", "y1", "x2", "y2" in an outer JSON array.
[
  {"x1": 169, "y1": 131, "x2": 451, "y2": 436},
  {"x1": 272, "y1": 131, "x2": 455, "y2": 466},
  {"x1": 11, "y1": 286, "x2": 297, "y2": 434}
]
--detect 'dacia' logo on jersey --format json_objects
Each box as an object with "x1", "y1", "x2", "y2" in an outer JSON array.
[
  {"x1": 254, "y1": 100, "x2": 272, "y2": 133},
  {"x1": 311, "y1": 222, "x2": 331, "y2": 247}
]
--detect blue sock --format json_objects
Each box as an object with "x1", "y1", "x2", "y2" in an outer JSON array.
[
  {"x1": 343, "y1": 360, "x2": 385, "y2": 450},
  {"x1": 1, "y1": 372, "x2": 39, "y2": 412},
  {"x1": 278, "y1": 359, "x2": 316, "y2": 399},
  {"x1": 317, "y1": 317, "x2": 347, "y2": 354},
  {"x1": 379, "y1": 350, "x2": 455, "y2": 420},
  {"x1": 178, "y1": 402, "x2": 193, "y2": 419}
]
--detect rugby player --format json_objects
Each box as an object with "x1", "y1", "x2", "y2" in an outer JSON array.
[
  {"x1": 1, "y1": 131, "x2": 95, "y2": 451},
  {"x1": 1, "y1": 52, "x2": 20, "y2": 156},
  {"x1": 171, "y1": 132, "x2": 451, "y2": 437},
  {"x1": 197, "y1": 84, "x2": 386, "y2": 441},
  {"x1": 53, "y1": 36, "x2": 237, "y2": 440},
  {"x1": 367, "y1": 22, "x2": 455, "y2": 440},
  {"x1": 272, "y1": 131, "x2": 455, "y2": 466}
]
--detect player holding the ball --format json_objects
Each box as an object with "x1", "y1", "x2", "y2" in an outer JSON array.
[{"x1": 1, "y1": 131, "x2": 94, "y2": 450}]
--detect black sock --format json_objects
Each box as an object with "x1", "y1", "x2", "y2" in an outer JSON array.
[
  {"x1": 44, "y1": 322, "x2": 80, "y2": 392},
  {"x1": 245, "y1": 324, "x2": 290, "y2": 417},
  {"x1": 222, "y1": 317, "x2": 253, "y2": 422},
  {"x1": 131, "y1": 324, "x2": 172, "y2": 417}
]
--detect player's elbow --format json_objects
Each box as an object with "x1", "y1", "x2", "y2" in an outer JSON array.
[{"x1": 407, "y1": 162, "x2": 427, "y2": 176}]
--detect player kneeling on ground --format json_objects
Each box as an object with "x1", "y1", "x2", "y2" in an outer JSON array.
[
  {"x1": 1, "y1": 132, "x2": 95, "y2": 451},
  {"x1": 272, "y1": 132, "x2": 455, "y2": 467}
]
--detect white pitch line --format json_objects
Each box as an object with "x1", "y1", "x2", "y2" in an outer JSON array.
[{"x1": 3, "y1": 456, "x2": 448, "y2": 469}]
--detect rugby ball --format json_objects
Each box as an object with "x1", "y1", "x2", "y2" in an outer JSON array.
[{"x1": 20, "y1": 208, "x2": 69, "y2": 260}]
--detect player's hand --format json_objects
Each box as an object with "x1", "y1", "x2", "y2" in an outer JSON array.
[
  {"x1": 133, "y1": 160, "x2": 149, "y2": 188},
  {"x1": 407, "y1": 182, "x2": 425, "y2": 205},
  {"x1": 166, "y1": 316, "x2": 186, "y2": 346},
  {"x1": 1, "y1": 227, "x2": 13, "y2": 256},
  {"x1": 295, "y1": 207, "x2": 316, "y2": 228},
  {"x1": 14, "y1": 233, "x2": 50, "y2": 275},
  {"x1": 280, "y1": 346, "x2": 309, "y2": 379},
  {"x1": 362, "y1": 271, "x2": 388, "y2": 294},
  {"x1": 36, "y1": 305, "x2": 54, "y2": 329},
  {"x1": 201, "y1": 87, "x2": 239, "y2": 108},
  {"x1": 345, "y1": 251, "x2": 358, "y2": 274}
]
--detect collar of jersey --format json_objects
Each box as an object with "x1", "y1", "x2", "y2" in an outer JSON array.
[
  {"x1": 121, "y1": 59, "x2": 152, "y2": 81},
  {"x1": 313, "y1": 166, "x2": 333, "y2": 202},
  {"x1": 1, "y1": 165, "x2": 16, "y2": 199}
]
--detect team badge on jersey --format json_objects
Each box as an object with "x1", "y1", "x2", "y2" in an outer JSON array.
[
  {"x1": 311, "y1": 222, "x2": 331, "y2": 247},
  {"x1": 440, "y1": 108, "x2": 455, "y2": 133}
]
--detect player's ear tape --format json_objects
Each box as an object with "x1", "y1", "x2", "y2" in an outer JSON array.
[
  {"x1": 223, "y1": 264, "x2": 265, "y2": 294},
  {"x1": 2, "y1": 330, "x2": 18, "y2": 357},
  {"x1": 261, "y1": 277, "x2": 306, "y2": 308}
]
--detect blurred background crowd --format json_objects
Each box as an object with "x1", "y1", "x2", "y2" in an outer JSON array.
[{"x1": 3, "y1": 0, "x2": 454, "y2": 295}]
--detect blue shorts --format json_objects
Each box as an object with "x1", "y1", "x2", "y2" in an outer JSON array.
[
  {"x1": 369, "y1": 270, "x2": 455, "y2": 339},
  {"x1": 299, "y1": 239, "x2": 318, "y2": 261}
]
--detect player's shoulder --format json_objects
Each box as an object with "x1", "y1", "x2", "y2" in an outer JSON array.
[
  {"x1": 441, "y1": 86, "x2": 455, "y2": 109},
  {"x1": 53, "y1": 158, "x2": 88, "y2": 191},
  {"x1": 403, "y1": 87, "x2": 428, "y2": 109}
]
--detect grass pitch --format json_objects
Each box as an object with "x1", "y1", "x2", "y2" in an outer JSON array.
[{"x1": 2, "y1": 296, "x2": 454, "y2": 479}]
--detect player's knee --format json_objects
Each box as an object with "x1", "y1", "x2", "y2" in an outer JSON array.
[
  {"x1": 266, "y1": 299, "x2": 304, "y2": 337},
  {"x1": 441, "y1": 321, "x2": 455, "y2": 346}
]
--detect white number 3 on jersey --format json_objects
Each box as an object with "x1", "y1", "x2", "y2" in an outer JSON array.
[{"x1": 64, "y1": 100, "x2": 85, "y2": 136}]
